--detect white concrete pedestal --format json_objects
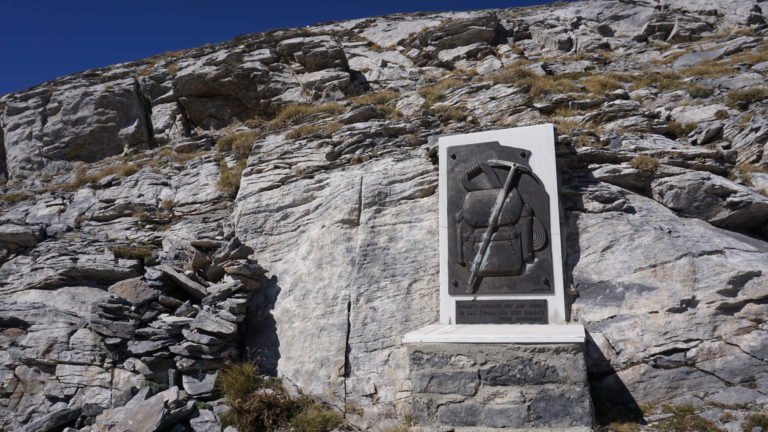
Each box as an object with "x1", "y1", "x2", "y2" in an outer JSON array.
[{"x1": 403, "y1": 324, "x2": 585, "y2": 344}]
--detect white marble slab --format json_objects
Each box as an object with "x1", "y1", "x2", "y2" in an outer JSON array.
[
  {"x1": 402, "y1": 324, "x2": 585, "y2": 344},
  {"x1": 438, "y1": 124, "x2": 567, "y2": 324}
]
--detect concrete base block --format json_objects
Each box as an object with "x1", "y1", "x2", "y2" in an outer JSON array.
[{"x1": 407, "y1": 341, "x2": 593, "y2": 430}]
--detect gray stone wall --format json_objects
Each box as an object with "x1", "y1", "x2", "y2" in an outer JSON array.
[{"x1": 408, "y1": 343, "x2": 593, "y2": 431}]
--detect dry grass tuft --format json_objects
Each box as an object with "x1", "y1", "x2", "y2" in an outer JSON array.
[
  {"x1": 1, "y1": 192, "x2": 32, "y2": 205},
  {"x1": 583, "y1": 76, "x2": 623, "y2": 95},
  {"x1": 350, "y1": 90, "x2": 399, "y2": 106},
  {"x1": 267, "y1": 104, "x2": 345, "y2": 131},
  {"x1": 666, "y1": 121, "x2": 696, "y2": 140},
  {"x1": 216, "y1": 130, "x2": 262, "y2": 158},
  {"x1": 217, "y1": 362, "x2": 343, "y2": 432},
  {"x1": 725, "y1": 87, "x2": 767, "y2": 110},
  {"x1": 629, "y1": 155, "x2": 660, "y2": 173},
  {"x1": 63, "y1": 163, "x2": 140, "y2": 191},
  {"x1": 217, "y1": 159, "x2": 247, "y2": 198},
  {"x1": 418, "y1": 78, "x2": 465, "y2": 106},
  {"x1": 286, "y1": 122, "x2": 343, "y2": 140},
  {"x1": 681, "y1": 60, "x2": 735, "y2": 78},
  {"x1": 431, "y1": 105, "x2": 471, "y2": 122},
  {"x1": 485, "y1": 64, "x2": 582, "y2": 99},
  {"x1": 110, "y1": 244, "x2": 154, "y2": 261},
  {"x1": 600, "y1": 422, "x2": 641, "y2": 432},
  {"x1": 654, "y1": 404, "x2": 723, "y2": 432}
]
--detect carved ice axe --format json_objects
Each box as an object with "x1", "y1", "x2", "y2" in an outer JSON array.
[{"x1": 467, "y1": 160, "x2": 531, "y2": 293}]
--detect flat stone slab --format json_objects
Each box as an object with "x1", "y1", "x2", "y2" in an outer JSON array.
[{"x1": 402, "y1": 324, "x2": 585, "y2": 344}]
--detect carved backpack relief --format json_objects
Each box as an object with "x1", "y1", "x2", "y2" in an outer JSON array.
[{"x1": 447, "y1": 142, "x2": 554, "y2": 295}]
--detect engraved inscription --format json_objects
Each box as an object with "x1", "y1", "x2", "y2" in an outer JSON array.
[{"x1": 455, "y1": 300, "x2": 548, "y2": 324}]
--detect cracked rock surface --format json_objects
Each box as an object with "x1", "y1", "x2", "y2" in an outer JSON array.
[{"x1": 2, "y1": 0, "x2": 768, "y2": 430}]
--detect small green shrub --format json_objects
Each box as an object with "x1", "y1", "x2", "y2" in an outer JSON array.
[
  {"x1": 291, "y1": 405, "x2": 343, "y2": 432},
  {"x1": 687, "y1": 84, "x2": 714, "y2": 99},
  {"x1": 217, "y1": 362, "x2": 343, "y2": 432},
  {"x1": 194, "y1": 401, "x2": 213, "y2": 410},
  {"x1": 600, "y1": 422, "x2": 641, "y2": 432},
  {"x1": 725, "y1": 87, "x2": 767, "y2": 110},
  {"x1": 216, "y1": 362, "x2": 265, "y2": 402},
  {"x1": 138, "y1": 379, "x2": 168, "y2": 394},
  {"x1": 629, "y1": 155, "x2": 660, "y2": 173},
  {"x1": 653, "y1": 404, "x2": 723, "y2": 432}
]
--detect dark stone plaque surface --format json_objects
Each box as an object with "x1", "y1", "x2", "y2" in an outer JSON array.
[
  {"x1": 447, "y1": 142, "x2": 554, "y2": 295},
  {"x1": 455, "y1": 300, "x2": 548, "y2": 324}
]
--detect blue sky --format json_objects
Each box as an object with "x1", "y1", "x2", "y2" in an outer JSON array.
[{"x1": 0, "y1": 0, "x2": 563, "y2": 95}]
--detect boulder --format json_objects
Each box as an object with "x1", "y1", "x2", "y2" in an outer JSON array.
[
  {"x1": 338, "y1": 104, "x2": 381, "y2": 125},
  {"x1": 0, "y1": 223, "x2": 45, "y2": 249},
  {"x1": 157, "y1": 265, "x2": 208, "y2": 300},
  {"x1": 0, "y1": 78, "x2": 151, "y2": 180},
  {"x1": 650, "y1": 170, "x2": 768, "y2": 232},
  {"x1": 109, "y1": 277, "x2": 160, "y2": 306},
  {"x1": 403, "y1": 13, "x2": 498, "y2": 54},
  {"x1": 276, "y1": 35, "x2": 348, "y2": 72}
]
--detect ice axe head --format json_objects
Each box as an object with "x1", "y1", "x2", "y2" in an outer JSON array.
[{"x1": 488, "y1": 159, "x2": 531, "y2": 173}]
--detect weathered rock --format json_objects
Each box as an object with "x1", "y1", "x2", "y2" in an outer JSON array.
[
  {"x1": 189, "y1": 408, "x2": 221, "y2": 432},
  {"x1": 0, "y1": 78, "x2": 152, "y2": 181},
  {"x1": 570, "y1": 192, "x2": 768, "y2": 406},
  {"x1": 20, "y1": 406, "x2": 81, "y2": 432},
  {"x1": 277, "y1": 35, "x2": 348, "y2": 72},
  {"x1": 338, "y1": 104, "x2": 381, "y2": 125},
  {"x1": 182, "y1": 371, "x2": 218, "y2": 397},
  {"x1": 651, "y1": 170, "x2": 768, "y2": 232},
  {"x1": 190, "y1": 311, "x2": 237, "y2": 337},
  {"x1": 92, "y1": 386, "x2": 194, "y2": 432},
  {"x1": 109, "y1": 277, "x2": 160, "y2": 305},
  {"x1": 3, "y1": 1, "x2": 768, "y2": 429},
  {"x1": 670, "y1": 104, "x2": 733, "y2": 125},
  {"x1": 402, "y1": 13, "x2": 498, "y2": 58},
  {"x1": 157, "y1": 265, "x2": 208, "y2": 300}
]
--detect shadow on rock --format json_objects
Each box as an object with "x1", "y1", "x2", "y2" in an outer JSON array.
[{"x1": 244, "y1": 274, "x2": 282, "y2": 376}]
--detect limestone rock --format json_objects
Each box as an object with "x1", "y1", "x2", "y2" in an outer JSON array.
[
  {"x1": 651, "y1": 170, "x2": 768, "y2": 232},
  {"x1": 0, "y1": 78, "x2": 151, "y2": 180},
  {"x1": 276, "y1": 35, "x2": 349, "y2": 72},
  {"x1": 109, "y1": 277, "x2": 160, "y2": 306}
]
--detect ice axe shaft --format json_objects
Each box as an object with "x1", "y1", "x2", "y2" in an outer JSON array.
[{"x1": 468, "y1": 160, "x2": 523, "y2": 292}]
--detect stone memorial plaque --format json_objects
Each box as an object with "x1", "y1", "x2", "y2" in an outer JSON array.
[
  {"x1": 446, "y1": 142, "x2": 553, "y2": 295},
  {"x1": 438, "y1": 125, "x2": 567, "y2": 324},
  {"x1": 455, "y1": 300, "x2": 548, "y2": 324}
]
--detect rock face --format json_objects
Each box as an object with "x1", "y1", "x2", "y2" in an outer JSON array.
[{"x1": 2, "y1": 0, "x2": 768, "y2": 430}]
